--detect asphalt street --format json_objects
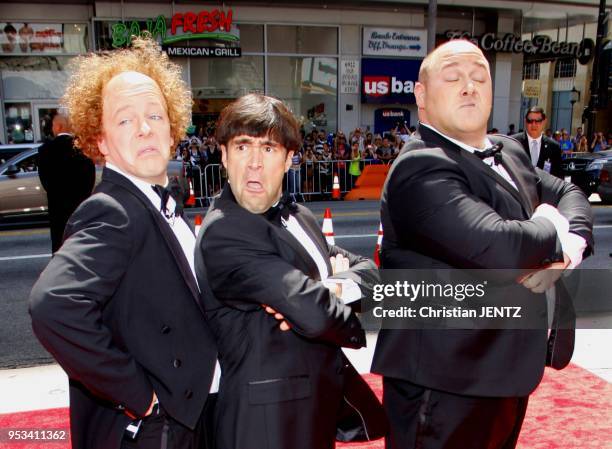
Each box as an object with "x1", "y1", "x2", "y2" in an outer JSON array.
[{"x1": 0, "y1": 201, "x2": 610, "y2": 369}]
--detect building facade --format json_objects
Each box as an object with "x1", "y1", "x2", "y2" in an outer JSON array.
[{"x1": 0, "y1": 1, "x2": 608, "y2": 145}]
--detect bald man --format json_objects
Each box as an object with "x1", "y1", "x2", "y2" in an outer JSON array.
[
  {"x1": 38, "y1": 113, "x2": 95, "y2": 253},
  {"x1": 372, "y1": 40, "x2": 593, "y2": 448}
]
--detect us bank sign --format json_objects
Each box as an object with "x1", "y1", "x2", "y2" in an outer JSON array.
[{"x1": 111, "y1": 8, "x2": 241, "y2": 57}]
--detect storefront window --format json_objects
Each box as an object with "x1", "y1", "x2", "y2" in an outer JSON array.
[
  {"x1": 190, "y1": 55, "x2": 264, "y2": 98},
  {"x1": 237, "y1": 24, "x2": 263, "y2": 53},
  {"x1": 1, "y1": 56, "x2": 72, "y2": 100},
  {"x1": 0, "y1": 22, "x2": 88, "y2": 55},
  {"x1": 5, "y1": 102, "x2": 33, "y2": 143},
  {"x1": 554, "y1": 58, "x2": 577, "y2": 79},
  {"x1": 267, "y1": 56, "x2": 337, "y2": 132},
  {"x1": 267, "y1": 26, "x2": 338, "y2": 54}
]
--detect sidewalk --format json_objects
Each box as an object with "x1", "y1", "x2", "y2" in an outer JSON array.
[{"x1": 1, "y1": 328, "x2": 611, "y2": 415}]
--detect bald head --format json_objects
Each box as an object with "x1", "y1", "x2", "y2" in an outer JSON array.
[
  {"x1": 414, "y1": 39, "x2": 492, "y2": 148},
  {"x1": 418, "y1": 40, "x2": 489, "y2": 84},
  {"x1": 52, "y1": 113, "x2": 71, "y2": 136}
]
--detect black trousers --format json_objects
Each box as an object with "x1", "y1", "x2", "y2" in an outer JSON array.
[
  {"x1": 121, "y1": 394, "x2": 217, "y2": 449},
  {"x1": 383, "y1": 378, "x2": 528, "y2": 449}
]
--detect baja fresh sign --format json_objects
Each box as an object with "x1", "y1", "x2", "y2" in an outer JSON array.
[
  {"x1": 363, "y1": 27, "x2": 427, "y2": 58},
  {"x1": 111, "y1": 9, "x2": 240, "y2": 57}
]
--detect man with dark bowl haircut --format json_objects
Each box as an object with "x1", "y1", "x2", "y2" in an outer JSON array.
[
  {"x1": 195, "y1": 93, "x2": 386, "y2": 449},
  {"x1": 373, "y1": 40, "x2": 593, "y2": 449},
  {"x1": 29, "y1": 38, "x2": 218, "y2": 449}
]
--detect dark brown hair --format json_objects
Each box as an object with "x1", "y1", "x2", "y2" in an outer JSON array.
[
  {"x1": 525, "y1": 106, "x2": 546, "y2": 120},
  {"x1": 216, "y1": 94, "x2": 301, "y2": 152}
]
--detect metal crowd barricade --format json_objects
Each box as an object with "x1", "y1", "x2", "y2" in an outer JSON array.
[{"x1": 185, "y1": 158, "x2": 393, "y2": 205}]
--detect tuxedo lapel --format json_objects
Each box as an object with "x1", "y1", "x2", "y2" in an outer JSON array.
[
  {"x1": 418, "y1": 126, "x2": 532, "y2": 216},
  {"x1": 219, "y1": 186, "x2": 323, "y2": 280},
  {"x1": 490, "y1": 136, "x2": 537, "y2": 216},
  {"x1": 275, "y1": 225, "x2": 322, "y2": 280},
  {"x1": 293, "y1": 207, "x2": 333, "y2": 276},
  {"x1": 102, "y1": 169, "x2": 203, "y2": 310}
]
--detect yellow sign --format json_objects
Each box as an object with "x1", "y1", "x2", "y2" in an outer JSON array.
[{"x1": 523, "y1": 80, "x2": 541, "y2": 98}]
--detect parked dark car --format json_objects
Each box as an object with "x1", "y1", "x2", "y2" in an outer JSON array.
[
  {"x1": 597, "y1": 161, "x2": 612, "y2": 204},
  {"x1": 1, "y1": 148, "x2": 188, "y2": 220},
  {"x1": 561, "y1": 150, "x2": 612, "y2": 195},
  {"x1": 0, "y1": 143, "x2": 42, "y2": 165}
]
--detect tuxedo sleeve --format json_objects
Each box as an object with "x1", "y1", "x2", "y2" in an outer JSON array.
[
  {"x1": 387, "y1": 152, "x2": 562, "y2": 269},
  {"x1": 37, "y1": 143, "x2": 52, "y2": 193},
  {"x1": 328, "y1": 245, "x2": 380, "y2": 309},
  {"x1": 200, "y1": 214, "x2": 365, "y2": 349},
  {"x1": 29, "y1": 194, "x2": 153, "y2": 418},
  {"x1": 549, "y1": 140, "x2": 564, "y2": 178},
  {"x1": 536, "y1": 168, "x2": 594, "y2": 256}
]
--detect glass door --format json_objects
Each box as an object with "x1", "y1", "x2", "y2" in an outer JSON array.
[{"x1": 33, "y1": 103, "x2": 59, "y2": 143}]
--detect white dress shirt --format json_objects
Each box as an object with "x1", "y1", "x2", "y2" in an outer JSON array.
[
  {"x1": 421, "y1": 123, "x2": 518, "y2": 190},
  {"x1": 105, "y1": 163, "x2": 221, "y2": 393},
  {"x1": 527, "y1": 134, "x2": 543, "y2": 167},
  {"x1": 280, "y1": 214, "x2": 361, "y2": 304}
]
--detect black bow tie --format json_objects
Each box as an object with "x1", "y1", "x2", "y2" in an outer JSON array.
[
  {"x1": 474, "y1": 142, "x2": 504, "y2": 165},
  {"x1": 152, "y1": 178, "x2": 184, "y2": 218},
  {"x1": 263, "y1": 191, "x2": 297, "y2": 226}
]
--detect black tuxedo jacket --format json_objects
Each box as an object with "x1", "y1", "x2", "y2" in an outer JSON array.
[
  {"x1": 372, "y1": 125, "x2": 593, "y2": 397},
  {"x1": 38, "y1": 134, "x2": 95, "y2": 252},
  {"x1": 195, "y1": 186, "x2": 384, "y2": 449},
  {"x1": 512, "y1": 131, "x2": 563, "y2": 178},
  {"x1": 30, "y1": 168, "x2": 217, "y2": 449}
]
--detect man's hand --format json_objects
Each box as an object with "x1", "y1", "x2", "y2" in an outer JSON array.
[
  {"x1": 518, "y1": 254, "x2": 570, "y2": 293},
  {"x1": 144, "y1": 392, "x2": 158, "y2": 417},
  {"x1": 262, "y1": 304, "x2": 291, "y2": 331},
  {"x1": 125, "y1": 392, "x2": 157, "y2": 419},
  {"x1": 330, "y1": 254, "x2": 350, "y2": 275},
  {"x1": 330, "y1": 254, "x2": 351, "y2": 297}
]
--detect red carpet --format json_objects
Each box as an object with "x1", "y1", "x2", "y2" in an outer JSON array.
[{"x1": 1, "y1": 364, "x2": 610, "y2": 448}]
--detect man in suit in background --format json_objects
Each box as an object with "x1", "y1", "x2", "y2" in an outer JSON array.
[
  {"x1": 195, "y1": 94, "x2": 385, "y2": 449},
  {"x1": 512, "y1": 106, "x2": 563, "y2": 177},
  {"x1": 30, "y1": 38, "x2": 218, "y2": 449},
  {"x1": 373, "y1": 40, "x2": 593, "y2": 449},
  {"x1": 38, "y1": 112, "x2": 95, "y2": 253}
]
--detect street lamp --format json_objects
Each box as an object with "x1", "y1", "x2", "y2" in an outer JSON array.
[{"x1": 569, "y1": 86, "x2": 580, "y2": 135}]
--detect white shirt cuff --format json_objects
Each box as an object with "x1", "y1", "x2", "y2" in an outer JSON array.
[
  {"x1": 322, "y1": 278, "x2": 362, "y2": 304},
  {"x1": 532, "y1": 203, "x2": 586, "y2": 269}
]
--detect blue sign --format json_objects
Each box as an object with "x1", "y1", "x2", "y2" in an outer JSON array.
[
  {"x1": 361, "y1": 58, "x2": 422, "y2": 104},
  {"x1": 374, "y1": 108, "x2": 410, "y2": 135}
]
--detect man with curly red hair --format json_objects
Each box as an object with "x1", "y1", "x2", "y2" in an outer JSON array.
[{"x1": 29, "y1": 37, "x2": 218, "y2": 449}]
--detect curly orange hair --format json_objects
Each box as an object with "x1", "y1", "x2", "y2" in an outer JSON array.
[{"x1": 62, "y1": 36, "x2": 192, "y2": 162}]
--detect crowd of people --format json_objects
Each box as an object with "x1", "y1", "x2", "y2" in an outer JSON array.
[
  {"x1": 174, "y1": 122, "x2": 418, "y2": 199},
  {"x1": 174, "y1": 116, "x2": 610, "y2": 202}
]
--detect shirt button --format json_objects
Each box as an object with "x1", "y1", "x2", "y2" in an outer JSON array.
[
  {"x1": 350, "y1": 336, "x2": 359, "y2": 344},
  {"x1": 184, "y1": 389, "x2": 193, "y2": 399},
  {"x1": 161, "y1": 325, "x2": 171, "y2": 334},
  {"x1": 173, "y1": 359, "x2": 182, "y2": 368}
]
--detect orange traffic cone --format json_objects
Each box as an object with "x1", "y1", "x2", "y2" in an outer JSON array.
[
  {"x1": 194, "y1": 213, "x2": 203, "y2": 236},
  {"x1": 186, "y1": 179, "x2": 196, "y2": 206},
  {"x1": 373, "y1": 222, "x2": 383, "y2": 267},
  {"x1": 332, "y1": 174, "x2": 341, "y2": 200},
  {"x1": 322, "y1": 208, "x2": 335, "y2": 246}
]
